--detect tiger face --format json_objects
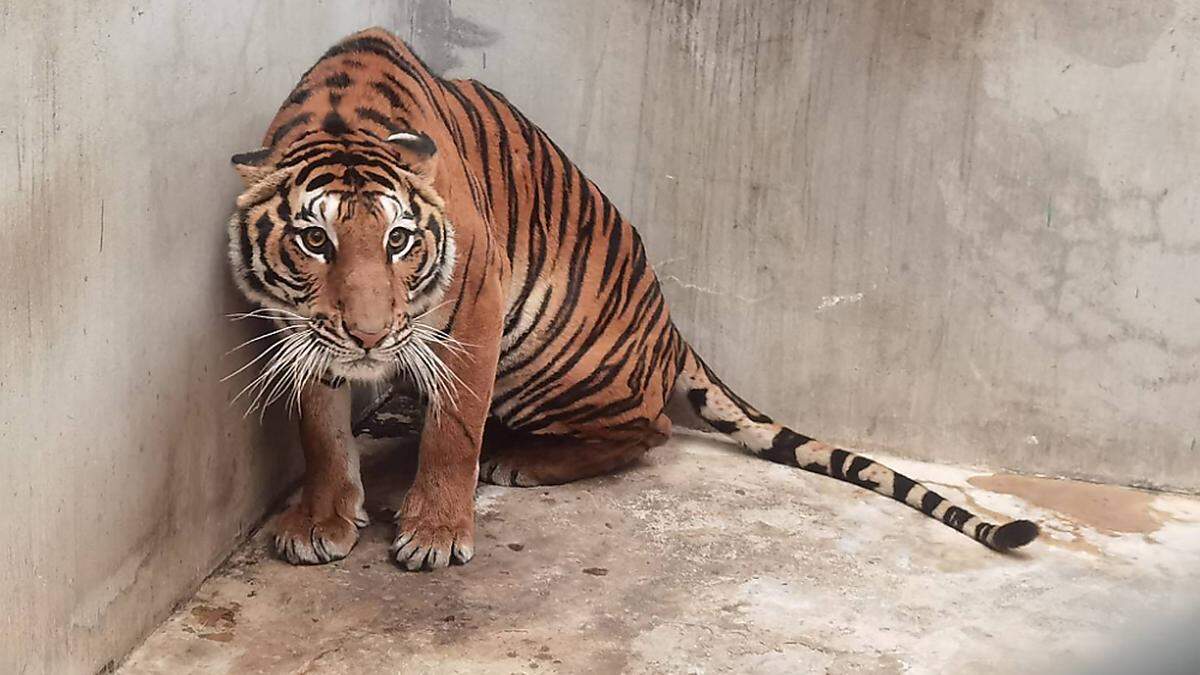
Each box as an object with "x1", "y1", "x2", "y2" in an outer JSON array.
[{"x1": 227, "y1": 129, "x2": 457, "y2": 395}]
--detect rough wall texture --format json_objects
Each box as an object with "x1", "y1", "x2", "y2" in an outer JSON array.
[
  {"x1": 0, "y1": 2, "x2": 410, "y2": 673},
  {"x1": 1, "y1": 0, "x2": 1196, "y2": 672},
  {"x1": 631, "y1": 0, "x2": 1197, "y2": 493}
]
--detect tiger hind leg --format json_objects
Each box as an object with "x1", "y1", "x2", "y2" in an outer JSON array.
[{"x1": 479, "y1": 415, "x2": 672, "y2": 487}]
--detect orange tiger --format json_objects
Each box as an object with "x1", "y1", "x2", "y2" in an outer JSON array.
[{"x1": 228, "y1": 28, "x2": 1038, "y2": 570}]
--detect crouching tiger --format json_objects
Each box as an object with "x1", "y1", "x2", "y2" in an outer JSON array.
[{"x1": 227, "y1": 28, "x2": 1038, "y2": 570}]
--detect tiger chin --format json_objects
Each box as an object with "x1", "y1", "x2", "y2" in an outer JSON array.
[{"x1": 226, "y1": 28, "x2": 1039, "y2": 572}]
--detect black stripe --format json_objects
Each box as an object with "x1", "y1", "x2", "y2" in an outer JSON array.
[
  {"x1": 251, "y1": 213, "x2": 304, "y2": 293},
  {"x1": 322, "y1": 111, "x2": 350, "y2": 135},
  {"x1": 845, "y1": 455, "x2": 879, "y2": 489},
  {"x1": 760, "y1": 428, "x2": 808, "y2": 466},
  {"x1": 305, "y1": 172, "x2": 336, "y2": 191},
  {"x1": 707, "y1": 417, "x2": 740, "y2": 434},
  {"x1": 892, "y1": 473, "x2": 916, "y2": 504},
  {"x1": 921, "y1": 491, "x2": 944, "y2": 515},
  {"x1": 943, "y1": 506, "x2": 971, "y2": 530},
  {"x1": 383, "y1": 73, "x2": 421, "y2": 112},
  {"x1": 355, "y1": 106, "x2": 400, "y2": 133},
  {"x1": 236, "y1": 213, "x2": 268, "y2": 296},
  {"x1": 371, "y1": 80, "x2": 407, "y2": 110},
  {"x1": 497, "y1": 285, "x2": 554, "y2": 366},
  {"x1": 324, "y1": 72, "x2": 353, "y2": 88},
  {"x1": 360, "y1": 170, "x2": 396, "y2": 190},
  {"x1": 498, "y1": 115, "x2": 550, "y2": 339},
  {"x1": 829, "y1": 449, "x2": 850, "y2": 480},
  {"x1": 599, "y1": 212, "x2": 624, "y2": 293},
  {"x1": 270, "y1": 113, "x2": 313, "y2": 147},
  {"x1": 231, "y1": 147, "x2": 271, "y2": 167},
  {"x1": 471, "y1": 82, "x2": 521, "y2": 259},
  {"x1": 443, "y1": 239, "x2": 475, "y2": 332},
  {"x1": 286, "y1": 88, "x2": 311, "y2": 106},
  {"x1": 974, "y1": 522, "x2": 993, "y2": 541},
  {"x1": 277, "y1": 232, "x2": 305, "y2": 278}
]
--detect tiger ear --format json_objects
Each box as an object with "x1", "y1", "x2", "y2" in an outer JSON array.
[
  {"x1": 231, "y1": 147, "x2": 274, "y2": 187},
  {"x1": 387, "y1": 131, "x2": 438, "y2": 180}
]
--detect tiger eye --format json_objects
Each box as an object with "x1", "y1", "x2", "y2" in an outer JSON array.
[
  {"x1": 301, "y1": 227, "x2": 328, "y2": 251},
  {"x1": 388, "y1": 227, "x2": 408, "y2": 248}
]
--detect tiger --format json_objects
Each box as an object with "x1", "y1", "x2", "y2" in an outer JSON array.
[{"x1": 227, "y1": 27, "x2": 1039, "y2": 571}]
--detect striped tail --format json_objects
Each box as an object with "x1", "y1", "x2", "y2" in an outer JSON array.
[{"x1": 677, "y1": 348, "x2": 1039, "y2": 552}]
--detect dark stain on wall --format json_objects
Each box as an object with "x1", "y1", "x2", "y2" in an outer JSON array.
[{"x1": 405, "y1": 0, "x2": 499, "y2": 75}]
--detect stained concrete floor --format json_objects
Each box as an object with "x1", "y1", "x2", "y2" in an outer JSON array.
[{"x1": 119, "y1": 431, "x2": 1200, "y2": 674}]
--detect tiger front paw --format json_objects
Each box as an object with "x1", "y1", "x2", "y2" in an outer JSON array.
[
  {"x1": 272, "y1": 498, "x2": 368, "y2": 565},
  {"x1": 390, "y1": 485, "x2": 475, "y2": 571}
]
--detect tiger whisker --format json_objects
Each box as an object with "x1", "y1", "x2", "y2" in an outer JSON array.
[
  {"x1": 259, "y1": 340, "x2": 317, "y2": 420},
  {"x1": 289, "y1": 344, "x2": 330, "y2": 416},
  {"x1": 235, "y1": 330, "x2": 314, "y2": 415},
  {"x1": 415, "y1": 339, "x2": 463, "y2": 396},
  {"x1": 258, "y1": 339, "x2": 319, "y2": 415},
  {"x1": 286, "y1": 347, "x2": 314, "y2": 415},
  {"x1": 258, "y1": 341, "x2": 307, "y2": 416},
  {"x1": 411, "y1": 300, "x2": 453, "y2": 322},
  {"x1": 222, "y1": 329, "x2": 311, "y2": 383},
  {"x1": 236, "y1": 343, "x2": 302, "y2": 414},
  {"x1": 412, "y1": 324, "x2": 475, "y2": 355},
  {"x1": 399, "y1": 341, "x2": 452, "y2": 418},
  {"x1": 225, "y1": 322, "x2": 308, "y2": 355},
  {"x1": 227, "y1": 308, "x2": 309, "y2": 322},
  {"x1": 227, "y1": 314, "x2": 309, "y2": 323},
  {"x1": 394, "y1": 348, "x2": 432, "y2": 415},
  {"x1": 428, "y1": 347, "x2": 476, "y2": 402},
  {"x1": 397, "y1": 335, "x2": 478, "y2": 418},
  {"x1": 229, "y1": 306, "x2": 305, "y2": 316}
]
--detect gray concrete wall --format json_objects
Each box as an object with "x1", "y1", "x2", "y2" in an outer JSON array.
[
  {"x1": 2, "y1": 0, "x2": 1197, "y2": 672},
  {"x1": 0, "y1": 2, "x2": 416, "y2": 673}
]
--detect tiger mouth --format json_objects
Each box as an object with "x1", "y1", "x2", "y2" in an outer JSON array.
[
  {"x1": 329, "y1": 354, "x2": 398, "y2": 382},
  {"x1": 340, "y1": 345, "x2": 401, "y2": 366},
  {"x1": 329, "y1": 332, "x2": 418, "y2": 380}
]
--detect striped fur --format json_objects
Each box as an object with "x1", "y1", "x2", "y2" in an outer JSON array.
[{"x1": 230, "y1": 28, "x2": 1037, "y2": 564}]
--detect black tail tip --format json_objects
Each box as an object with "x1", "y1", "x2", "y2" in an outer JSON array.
[{"x1": 993, "y1": 519, "x2": 1040, "y2": 550}]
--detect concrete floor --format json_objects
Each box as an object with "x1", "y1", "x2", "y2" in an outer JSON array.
[{"x1": 119, "y1": 431, "x2": 1200, "y2": 674}]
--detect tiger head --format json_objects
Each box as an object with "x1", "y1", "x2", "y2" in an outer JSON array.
[{"x1": 227, "y1": 129, "x2": 457, "y2": 401}]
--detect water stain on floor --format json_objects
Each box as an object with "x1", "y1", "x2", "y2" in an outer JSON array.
[
  {"x1": 186, "y1": 603, "x2": 240, "y2": 643},
  {"x1": 968, "y1": 474, "x2": 1165, "y2": 535}
]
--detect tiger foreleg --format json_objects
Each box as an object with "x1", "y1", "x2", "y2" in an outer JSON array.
[
  {"x1": 273, "y1": 380, "x2": 369, "y2": 565},
  {"x1": 391, "y1": 268, "x2": 505, "y2": 571}
]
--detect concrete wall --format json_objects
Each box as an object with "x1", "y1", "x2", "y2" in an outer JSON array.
[
  {"x1": 0, "y1": 2, "x2": 415, "y2": 673},
  {"x1": 2, "y1": 0, "x2": 1197, "y2": 672}
]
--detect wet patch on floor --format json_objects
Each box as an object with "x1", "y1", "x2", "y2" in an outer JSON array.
[
  {"x1": 185, "y1": 604, "x2": 240, "y2": 643},
  {"x1": 968, "y1": 474, "x2": 1167, "y2": 535}
]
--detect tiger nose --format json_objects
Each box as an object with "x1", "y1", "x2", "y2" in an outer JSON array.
[{"x1": 346, "y1": 323, "x2": 390, "y2": 349}]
